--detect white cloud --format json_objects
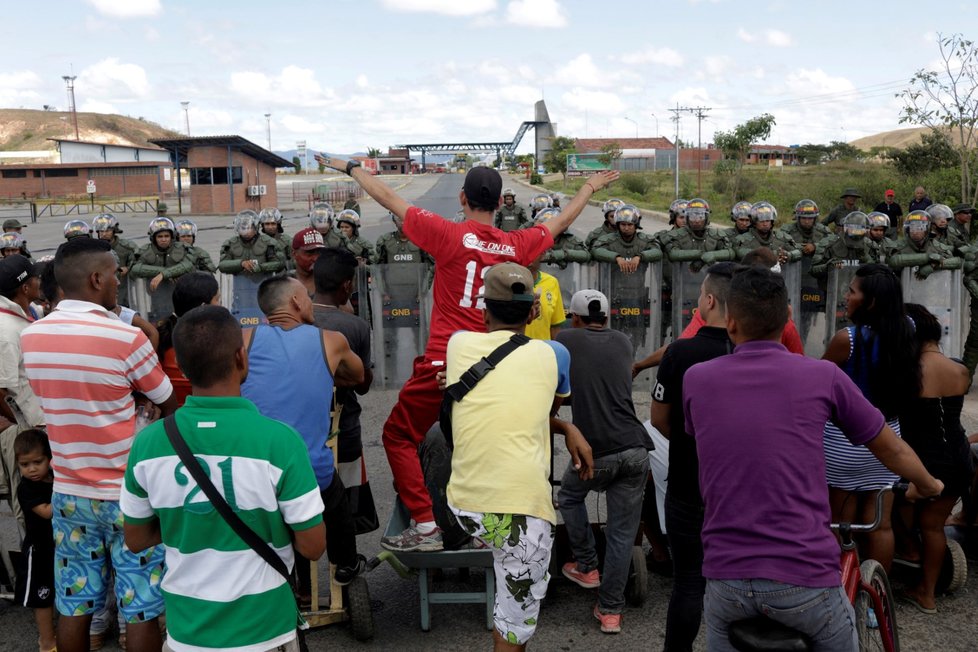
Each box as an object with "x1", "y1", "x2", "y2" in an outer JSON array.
[
  {"x1": 78, "y1": 58, "x2": 150, "y2": 100},
  {"x1": 183, "y1": 107, "x2": 234, "y2": 132},
  {"x1": 79, "y1": 99, "x2": 118, "y2": 114},
  {"x1": 619, "y1": 47, "x2": 684, "y2": 67},
  {"x1": 229, "y1": 66, "x2": 335, "y2": 108},
  {"x1": 505, "y1": 0, "x2": 568, "y2": 28},
  {"x1": 0, "y1": 71, "x2": 43, "y2": 107},
  {"x1": 144, "y1": 27, "x2": 161, "y2": 42},
  {"x1": 737, "y1": 28, "x2": 755, "y2": 43},
  {"x1": 703, "y1": 55, "x2": 732, "y2": 78},
  {"x1": 784, "y1": 68, "x2": 854, "y2": 96},
  {"x1": 478, "y1": 60, "x2": 511, "y2": 84},
  {"x1": 560, "y1": 88, "x2": 625, "y2": 115},
  {"x1": 765, "y1": 29, "x2": 792, "y2": 47},
  {"x1": 86, "y1": 0, "x2": 161, "y2": 18},
  {"x1": 669, "y1": 87, "x2": 712, "y2": 106},
  {"x1": 355, "y1": 74, "x2": 369, "y2": 89},
  {"x1": 552, "y1": 53, "x2": 613, "y2": 88},
  {"x1": 280, "y1": 115, "x2": 325, "y2": 134},
  {"x1": 379, "y1": 0, "x2": 496, "y2": 16}
]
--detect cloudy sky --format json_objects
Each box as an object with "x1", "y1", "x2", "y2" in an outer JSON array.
[{"x1": 2, "y1": 0, "x2": 972, "y2": 154}]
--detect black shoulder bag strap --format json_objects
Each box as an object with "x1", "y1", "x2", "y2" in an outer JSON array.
[{"x1": 445, "y1": 333, "x2": 531, "y2": 402}]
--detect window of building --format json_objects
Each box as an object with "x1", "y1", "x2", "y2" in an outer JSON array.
[
  {"x1": 1, "y1": 170, "x2": 27, "y2": 179},
  {"x1": 190, "y1": 167, "x2": 212, "y2": 184},
  {"x1": 44, "y1": 168, "x2": 79, "y2": 177},
  {"x1": 190, "y1": 166, "x2": 241, "y2": 185}
]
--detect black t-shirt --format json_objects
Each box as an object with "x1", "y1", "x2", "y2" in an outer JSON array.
[
  {"x1": 653, "y1": 326, "x2": 732, "y2": 506},
  {"x1": 17, "y1": 476, "x2": 53, "y2": 549},
  {"x1": 556, "y1": 327, "x2": 651, "y2": 458},
  {"x1": 313, "y1": 306, "x2": 371, "y2": 462}
]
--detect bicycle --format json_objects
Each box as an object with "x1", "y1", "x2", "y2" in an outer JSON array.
[{"x1": 728, "y1": 483, "x2": 902, "y2": 652}]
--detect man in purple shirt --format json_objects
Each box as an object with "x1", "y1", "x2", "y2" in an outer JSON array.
[{"x1": 683, "y1": 267, "x2": 943, "y2": 651}]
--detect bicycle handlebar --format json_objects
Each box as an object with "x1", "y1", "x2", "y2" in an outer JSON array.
[{"x1": 829, "y1": 482, "x2": 909, "y2": 534}]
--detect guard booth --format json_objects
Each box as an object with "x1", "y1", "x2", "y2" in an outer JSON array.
[
  {"x1": 219, "y1": 272, "x2": 271, "y2": 327},
  {"x1": 596, "y1": 261, "x2": 661, "y2": 393},
  {"x1": 370, "y1": 263, "x2": 433, "y2": 389},
  {"x1": 128, "y1": 277, "x2": 175, "y2": 324},
  {"x1": 823, "y1": 265, "x2": 861, "y2": 352},
  {"x1": 902, "y1": 268, "x2": 964, "y2": 358}
]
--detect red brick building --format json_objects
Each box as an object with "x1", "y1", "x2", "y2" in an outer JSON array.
[
  {"x1": 0, "y1": 161, "x2": 172, "y2": 200},
  {"x1": 150, "y1": 136, "x2": 292, "y2": 214}
]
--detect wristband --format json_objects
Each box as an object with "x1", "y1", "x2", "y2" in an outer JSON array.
[
  {"x1": 585, "y1": 183, "x2": 596, "y2": 193},
  {"x1": 346, "y1": 160, "x2": 361, "y2": 175}
]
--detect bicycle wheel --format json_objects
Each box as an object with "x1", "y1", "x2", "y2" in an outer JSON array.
[{"x1": 855, "y1": 559, "x2": 900, "y2": 652}]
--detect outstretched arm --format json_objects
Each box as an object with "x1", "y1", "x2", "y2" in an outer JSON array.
[
  {"x1": 320, "y1": 157, "x2": 412, "y2": 220},
  {"x1": 544, "y1": 170, "x2": 620, "y2": 237}
]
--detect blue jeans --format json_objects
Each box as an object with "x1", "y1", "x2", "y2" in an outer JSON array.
[
  {"x1": 704, "y1": 579, "x2": 857, "y2": 652},
  {"x1": 557, "y1": 446, "x2": 648, "y2": 613},
  {"x1": 663, "y1": 493, "x2": 706, "y2": 652}
]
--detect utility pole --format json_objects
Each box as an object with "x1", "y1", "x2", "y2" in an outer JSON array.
[
  {"x1": 264, "y1": 113, "x2": 272, "y2": 150},
  {"x1": 181, "y1": 101, "x2": 191, "y2": 136},
  {"x1": 669, "y1": 105, "x2": 712, "y2": 196},
  {"x1": 62, "y1": 75, "x2": 79, "y2": 140},
  {"x1": 669, "y1": 105, "x2": 681, "y2": 198}
]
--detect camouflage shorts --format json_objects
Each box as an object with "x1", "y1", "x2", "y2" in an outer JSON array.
[{"x1": 450, "y1": 506, "x2": 555, "y2": 645}]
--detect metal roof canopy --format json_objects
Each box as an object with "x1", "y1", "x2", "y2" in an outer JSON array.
[
  {"x1": 398, "y1": 120, "x2": 548, "y2": 162},
  {"x1": 148, "y1": 135, "x2": 293, "y2": 168}
]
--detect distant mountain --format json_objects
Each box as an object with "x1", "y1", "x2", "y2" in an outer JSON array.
[
  {"x1": 0, "y1": 108, "x2": 182, "y2": 159},
  {"x1": 850, "y1": 126, "x2": 973, "y2": 151}
]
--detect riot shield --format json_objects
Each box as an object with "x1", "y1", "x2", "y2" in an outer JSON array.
[
  {"x1": 370, "y1": 263, "x2": 430, "y2": 389},
  {"x1": 541, "y1": 262, "x2": 585, "y2": 323},
  {"x1": 127, "y1": 277, "x2": 175, "y2": 324},
  {"x1": 823, "y1": 264, "x2": 860, "y2": 353},
  {"x1": 797, "y1": 256, "x2": 828, "y2": 357},
  {"x1": 901, "y1": 268, "x2": 964, "y2": 358},
  {"x1": 670, "y1": 261, "x2": 707, "y2": 337},
  {"x1": 597, "y1": 261, "x2": 661, "y2": 393},
  {"x1": 779, "y1": 260, "x2": 802, "y2": 312},
  {"x1": 219, "y1": 272, "x2": 270, "y2": 327},
  {"x1": 351, "y1": 264, "x2": 372, "y2": 324}
]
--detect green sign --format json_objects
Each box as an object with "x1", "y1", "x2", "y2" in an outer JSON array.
[{"x1": 566, "y1": 153, "x2": 609, "y2": 176}]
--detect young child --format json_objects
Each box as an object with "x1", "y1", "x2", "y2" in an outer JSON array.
[{"x1": 14, "y1": 428, "x2": 56, "y2": 652}]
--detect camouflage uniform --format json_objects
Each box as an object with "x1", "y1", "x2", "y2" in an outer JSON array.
[
  {"x1": 108, "y1": 235, "x2": 139, "y2": 307},
  {"x1": 321, "y1": 228, "x2": 348, "y2": 249},
  {"x1": 494, "y1": 204, "x2": 530, "y2": 232},
  {"x1": 730, "y1": 228, "x2": 801, "y2": 261},
  {"x1": 663, "y1": 225, "x2": 727, "y2": 267},
  {"x1": 585, "y1": 222, "x2": 617, "y2": 250},
  {"x1": 344, "y1": 234, "x2": 376, "y2": 263},
  {"x1": 780, "y1": 221, "x2": 830, "y2": 248},
  {"x1": 540, "y1": 232, "x2": 590, "y2": 268},
  {"x1": 218, "y1": 233, "x2": 287, "y2": 275},
  {"x1": 130, "y1": 241, "x2": 194, "y2": 281},
  {"x1": 809, "y1": 234, "x2": 878, "y2": 278},
  {"x1": 720, "y1": 224, "x2": 751, "y2": 248},
  {"x1": 590, "y1": 231, "x2": 662, "y2": 264},
  {"x1": 184, "y1": 245, "x2": 217, "y2": 273}
]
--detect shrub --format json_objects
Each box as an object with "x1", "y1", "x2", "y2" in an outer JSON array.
[{"x1": 619, "y1": 173, "x2": 653, "y2": 196}]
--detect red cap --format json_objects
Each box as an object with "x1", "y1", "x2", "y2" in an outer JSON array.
[
  {"x1": 292, "y1": 227, "x2": 325, "y2": 252},
  {"x1": 885, "y1": 189, "x2": 895, "y2": 197}
]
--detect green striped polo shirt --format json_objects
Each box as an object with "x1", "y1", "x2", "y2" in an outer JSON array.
[{"x1": 121, "y1": 395, "x2": 324, "y2": 652}]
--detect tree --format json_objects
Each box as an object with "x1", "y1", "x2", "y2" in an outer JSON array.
[
  {"x1": 713, "y1": 113, "x2": 776, "y2": 200},
  {"x1": 826, "y1": 140, "x2": 862, "y2": 161},
  {"x1": 898, "y1": 33, "x2": 978, "y2": 202},
  {"x1": 793, "y1": 143, "x2": 832, "y2": 165},
  {"x1": 367, "y1": 147, "x2": 382, "y2": 158},
  {"x1": 543, "y1": 136, "x2": 577, "y2": 182},
  {"x1": 888, "y1": 129, "x2": 958, "y2": 177},
  {"x1": 598, "y1": 141, "x2": 623, "y2": 167},
  {"x1": 292, "y1": 155, "x2": 301, "y2": 174}
]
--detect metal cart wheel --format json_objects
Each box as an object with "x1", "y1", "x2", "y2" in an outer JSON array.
[
  {"x1": 624, "y1": 545, "x2": 648, "y2": 606},
  {"x1": 345, "y1": 575, "x2": 375, "y2": 641},
  {"x1": 936, "y1": 538, "x2": 968, "y2": 594}
]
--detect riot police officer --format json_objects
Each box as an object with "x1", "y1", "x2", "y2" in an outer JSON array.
[
  {"x1": 175, "y1": 220, "x2": 217, "y2": 272},
  {"x1": 309, "y1": 202, "x2": 347, "y2": 248},
  {"x1": 218, "y1": 210, "x2": 287, "y2": 276},
  {"x1": 0, "y1": 232, "x2": 26, "y2": 258},
  {"x1": 663, "y1": 198, "x2": 725, "y2": 265},
  {"x1": 131, "y1": 217, "x2": 194, "y2": 291},
  {"x1": 927, "y1": 203, "x2": 968, "y2": 252},
  {"x1": 866, "y1": 212, "x2": 897, "y2": 263},
  {"x1": 93, "y1": 213, "x2": 138, "y2": 306},
  {"x1": 528, "y1": 193, "x2": 552, "y2": 220},
  {"x1": 887, "y1": 210, "x2": 960, "y2": 278},
  {"x1": 494, "y1": 187, "x2": 529, "y2": 232},
  {"x1": 342, "y1": 189, "x2": 361, "y2": 216},
  {"x1": 259, "y1": 207, "x2": 292, "y2": 261},
  {"x1": 335, "y1": 209, "x2": 375, "y2": 264},
  {"x1": 655, "y1": 198, "x2": 689, "y2": 250},
  {"x1": 780, "y1": 200, "x2": 829, "y2": 256},
  {"x1": 810, "y1": 212, "x2": 878, "y2": 278},
  {"x1": 63, "y1": 219, "x2": 91, "y2": 240},
  {"x1": 721, "y1": 200, "x2": 753, "y2": 245},
  {"x1": 532, "y1": 207, "x2": 590, "y2": 268},
  {"x1": 729, "y1": 202, "x2": 800, "y2": 263},
  {"x1": 591, "y1": 205, "x2": 662, "y2": 271},
  {"x1": 2, "y1": 218, "x2": 31, "y2": 258},
  {"x1": 375, "y1": 211, "x2": 432, "y2": 266},
  {"x1": 585, "y1": 198, "x2": 626, "y2": 249}
]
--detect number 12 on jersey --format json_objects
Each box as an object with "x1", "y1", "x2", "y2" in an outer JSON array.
[{"x1": 458, "y1": 260, "x2": 489, "y2": 309}]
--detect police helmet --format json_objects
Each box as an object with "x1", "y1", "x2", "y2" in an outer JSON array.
[
  {"x1": 530, "y1": 194, "x2": 552, "y2": 213},
  {"x1": 336, "y1": 209, "x2": 360, "y2": 230},
  {"x1": 602, "y1": 198, "x2": 626, "y2": 216},
  {"x1": 533, "y1": 207, "x2": 561, "y2": 225},
  {"x1": 176, "y1": 220, "x2": 198, "y2": 238},
  {"x1": 148, "y1": 217, "x2": 175, "y2": 240},
  {"x1": 866, "y1": 212, "x2": 890, "y2": 229},
  {"x1": 750, "y1": 202, "x2": 777, "y2": 224},
  {"x1": 731, "y1": 201, "x2": 753, "y2": 220},
  {"x1": 0, "y1": 232, "x2": 24, "y2": 252},
  {"x1": 502, "y1": 188, "x2": 516, "y2": 198},
  {"x1": 614, "y1": 204, "x2": 642, "y2": 226},
  {"x1": 793, "y1": 199, "x2": 819, "y2": 220},
  {"x1": 258, "y1": 207, "x2": 283, "y2": 225},
  {"x1": 926, "y1": 203, "x2": 953, "y2": 224},
  {"x1": 841, "y1": 211, "x2": 869, "y2": 239},
  {"x1": 91, "y1": 213, "x2": 119, "y2": 234},
  {"x1": 904, "y1": 210, "x2": 930, "y2": 236},
  {"x1": 233, "y1": 210, "x2": 260, "y2": 237},
  {"x1": 549, "y1": 192, "x2": 562, "y2": 206},
  {"x1": 685, "y1": 198, "x2": 711, "y2": 226},
  {"x1": 309, "y1": 203, "x2": 334, "y2": 229},
  {"x1": 64, "y1": 220, "x2": 92, "y2": 240},
  {"x1": 669, "y1": 199, "x2": 689, "y2": 220}
]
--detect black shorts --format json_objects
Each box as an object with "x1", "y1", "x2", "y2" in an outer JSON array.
[{"x1": 15, "y1": 543, "x2": 54, "y2": 609}]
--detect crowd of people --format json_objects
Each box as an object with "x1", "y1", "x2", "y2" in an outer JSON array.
[{"x1": 0, "y1": 165, "x2": 975, "y2": 652}]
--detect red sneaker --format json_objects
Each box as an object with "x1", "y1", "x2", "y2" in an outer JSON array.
[
  {"x1": 562, "y1": 562, "x2": 600, "y2": 589},
  {"x1": 593, "y1": 604, "x2": 622, "y2": 634}
]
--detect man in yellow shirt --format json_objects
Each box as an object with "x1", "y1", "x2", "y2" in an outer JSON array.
[{"x1": 524, "y1": 255, "x2": 566, "y2": 340}]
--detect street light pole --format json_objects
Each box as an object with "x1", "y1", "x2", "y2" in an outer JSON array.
[
  {"x1": 624, "y1": 116, "x2": 638, "y2": 138},
  {"x1": 650, "y1": 112, "x2": 659, "y2": 138},
  {"x1": 181, "y1": 101, "x2": 190, "y2": 136},
  {"x1": 264, "y1": 113, "x2": 272, "y2": 150}
]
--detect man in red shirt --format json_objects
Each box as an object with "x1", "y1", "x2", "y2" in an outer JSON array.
[{"x1": 320, "y1": 156, "x2": 618, "y2": 550}]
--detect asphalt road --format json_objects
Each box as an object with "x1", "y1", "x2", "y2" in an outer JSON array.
[{"x1": 1, "y1": 174, "x2": 976, "y2": 650}]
